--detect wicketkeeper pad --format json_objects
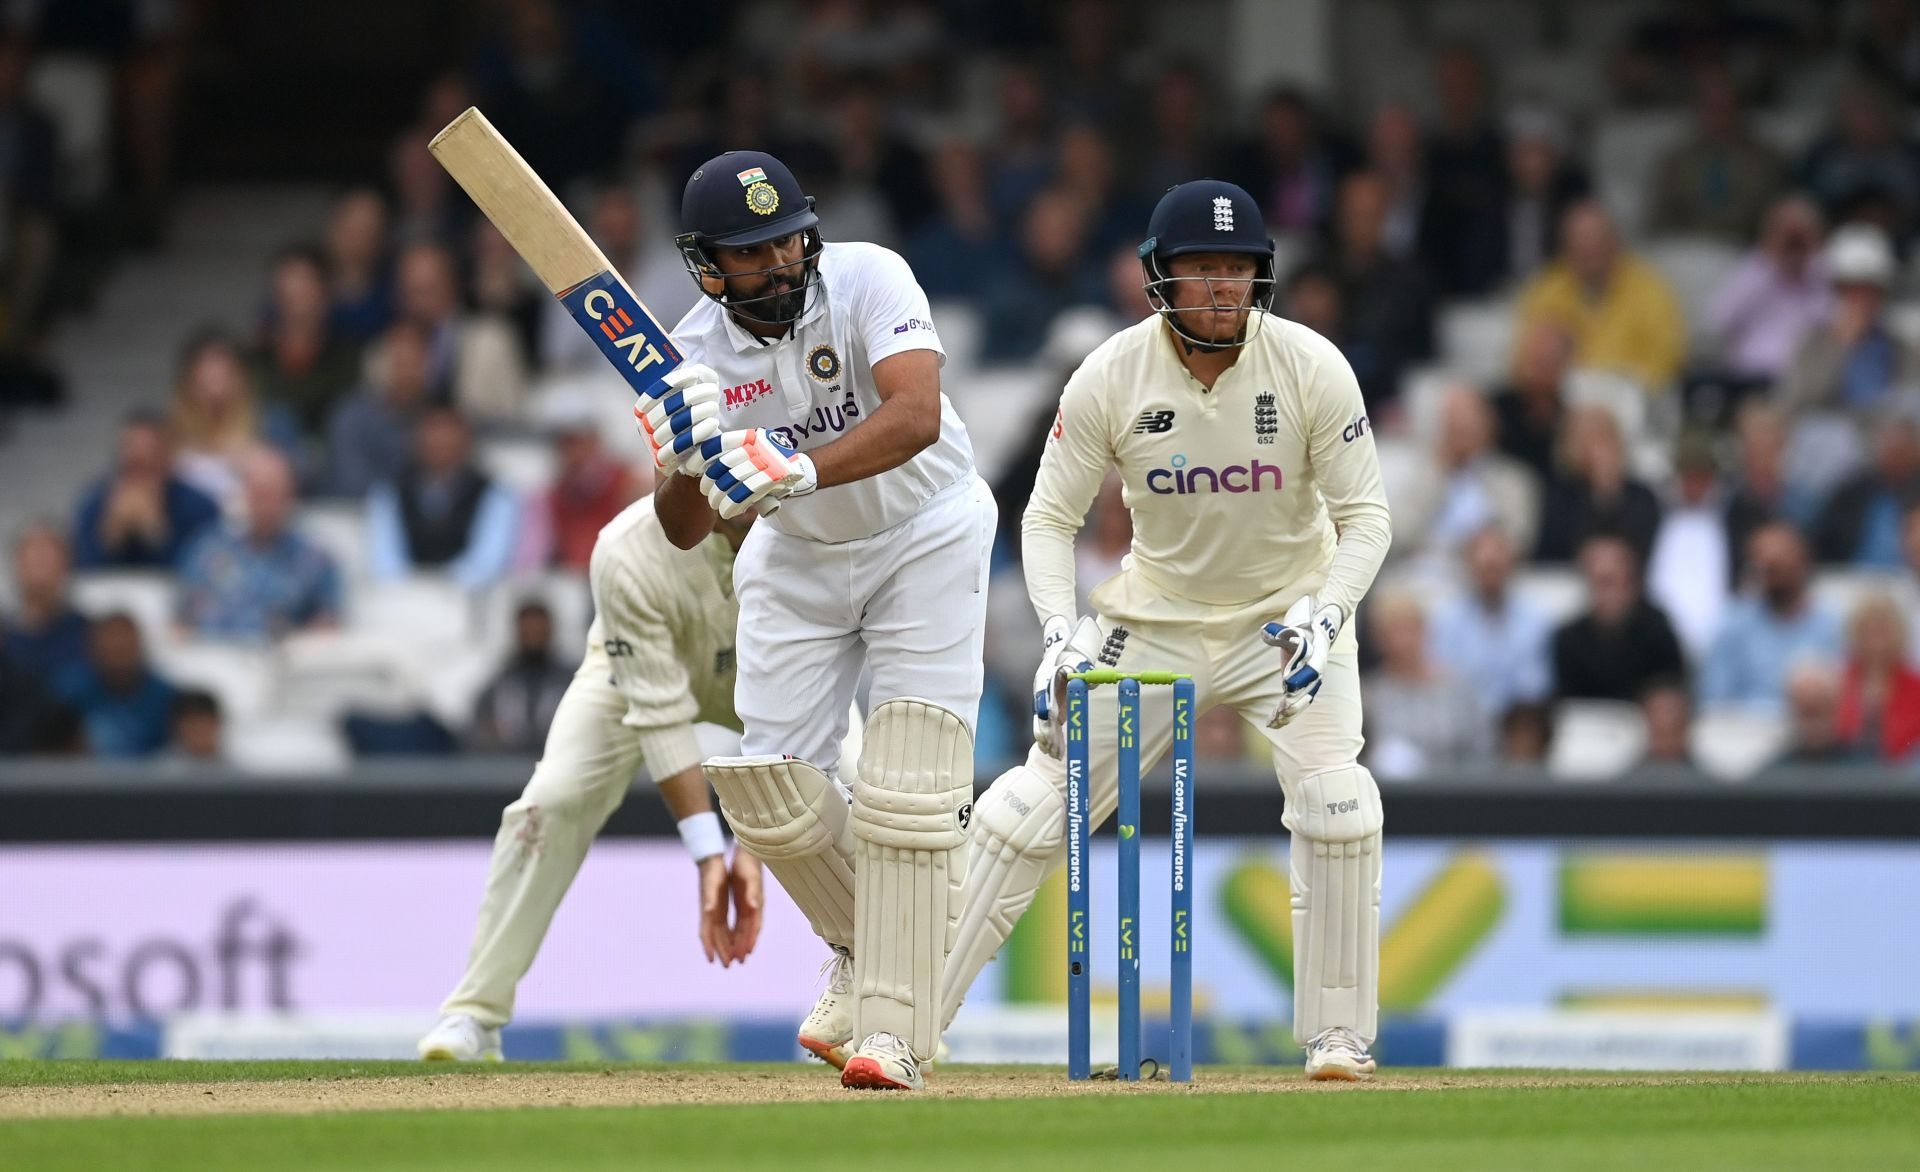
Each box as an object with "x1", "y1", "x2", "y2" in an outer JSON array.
[
  {"x1": 1287, "y1": 763, "x2": 1384, "y2": 1044},
  {"x1": 850, "y1": 697, "x2": 975, "y2": 1059},
  {"x1": 704, "y1": 754, "x2": 857, "y2": 951}
]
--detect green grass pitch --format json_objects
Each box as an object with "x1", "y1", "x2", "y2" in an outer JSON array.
[{"x1": 2, "y1": 1061, "x2": 1916, "y2": 1171}]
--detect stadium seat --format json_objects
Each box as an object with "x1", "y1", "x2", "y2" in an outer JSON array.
[
  {"x1": 481, "y1": 572, "x2": 593, "y2": 659},
  {"x1": 1642, "y1": 237, "x2": 1741, "y2": 356},
  {"x1": 1886, "y1": 301, "x2": 1920, "y2": 349},
  {"x1": 1565, "y1": 369, "x2": 1650, "y2": 442},
  {"x1": 225, "y1": 714, "x2": 354, "y2": 775},
  {"x1": 946, "y1": 367, "x2": 1055, "y2": 485},
  {"x1": 1438, "y1": 299, "x2": 1517, "y2": 385},
  {"x1": 1548, "y1": 700, "x2": 1648, "y2": 782},
  {"x1": 929, "y1": 300, "x2": 983, "y2": 373},
  {"x1": 1810, "y1": 569, "x2": 1905, "y2": 626},
  {"x1": 1751, "y1": 107, "x2": 1824, "y2": 159},
  {"x1": 415, "y1": 640, "x2": 509, "y2": 732},
  {"x1": 353, "y1": 577, "x2": 474, "y2": 645},
  {"x1": 69, "y1": 571, "x2": 177, "y2": 652},
  {"x1": 152, "y1": 640, "x2": 281, "y2": 720},
  {"x1": 478, "y1": 436, "x2": 556, "y2": 495},
  {"x1": 277, "y1": 630, "x2": 426, "y2": 720},
  {"x1": 1512, "y1": 567, "x2": 1586, "y2": 628},
  {"x1": 297, "y1": 504, "x2": 372, "y2": 594},
  {"x1": 1592, "y1": 112, "x2": 1689, "y2": 234},
  {"x1": 1690, "y1": 707, "x2": 1791, "y2": 782}
]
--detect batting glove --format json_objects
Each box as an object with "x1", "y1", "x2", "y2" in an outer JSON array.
[
  {"x1": 1030, "y1": 614, "x2": 1103, "y2": 757},
  {"x1": 697, "y1": 428, "x2": 818, "y2": 519},
  {"x1": 634, "y1": 363, "x2": 723, "y2": 476},
  {"x1": 1261, "y1": 594, "x2": 1342, "y2": 728}
]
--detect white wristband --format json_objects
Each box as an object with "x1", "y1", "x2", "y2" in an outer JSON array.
[{"x1": 677, "y1": 811, "x2": 727, "y2": 862}]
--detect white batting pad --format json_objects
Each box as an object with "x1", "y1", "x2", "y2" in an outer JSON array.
[
  {"x1": 704, "y1": 754, "x2": 857, "y2": 951},
  {"x1": 851, "y1": 697, "x2": 975, "y2": 1058},
  {"x1": 939, "y1": 763, "x2": 1063, "y2": 1031},
  {"x1": 1288, "y1": 763, "x2": 1384, "y2": 1044}
]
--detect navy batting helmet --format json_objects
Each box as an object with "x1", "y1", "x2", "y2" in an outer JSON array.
[
  {"x1": 676, "y1": 150, "x2": 823, "y2": 326},
  {"x1": 1137, "y1": 179, "x2": 1277, "y2": 350}
]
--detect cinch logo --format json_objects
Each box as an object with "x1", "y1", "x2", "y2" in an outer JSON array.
[
  {"x1": 1146, "y1": 453, "x2": 1284, "y2": 495},
  {"x1": 1343, "y1": 415, "x2": 1371, "y2": 443},
  {"x1": 724, "y1": 378, "x2": 773, "y2": 409}
]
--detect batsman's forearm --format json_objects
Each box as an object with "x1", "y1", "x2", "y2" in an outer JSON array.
[
  {"x1": 806, "y1": 391, "x2": 939, "y2": 488},
  {"x1": 656, "y1": 763, "x2": 716, "y2": 821},
  {"x1": 655, "y1": 472, "x2": 717, "y2": 549}
]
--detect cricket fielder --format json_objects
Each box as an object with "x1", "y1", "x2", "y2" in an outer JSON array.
[
  {"x1": 418, "y1": 499, "x2": 771, "y2": 1061},
  {"x1": 941, "y1": 180, "x2": 1392, "y2": 1079},
  {"x1": 642, "y1": 151, "x2": 992, "y2": 1091}
]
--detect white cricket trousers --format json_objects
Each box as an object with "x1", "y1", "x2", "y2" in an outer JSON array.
[{"x1": 733, "y1": 474, "x2": 997, "y2": 768}]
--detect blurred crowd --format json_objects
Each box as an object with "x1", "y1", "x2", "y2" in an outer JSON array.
[{"x1": 2, "y1": 0, "x2": 1920, "y2": 780}]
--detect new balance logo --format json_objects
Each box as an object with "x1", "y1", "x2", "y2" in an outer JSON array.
[
  {"x1": 1133, "y1": 409, "x2": 1175, "y2": 434},
  {"x1": 1213, "y1": 196, "x2": 1234, "y2": 231}
]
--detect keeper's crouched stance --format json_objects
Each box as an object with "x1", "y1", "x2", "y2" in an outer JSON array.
[{"x1": 940, "y1": 180, "x2": 1392, "y2": 1080}]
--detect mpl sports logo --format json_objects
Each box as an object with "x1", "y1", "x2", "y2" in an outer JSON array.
[
  {"x1": 1146, "y1": 453, "x2": 1284, "y2": 494},
  {"x1": 724, "y1": 378, "x2": 774, "y2": 409}
]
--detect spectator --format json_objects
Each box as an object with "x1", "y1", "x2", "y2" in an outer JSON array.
[
  {"x1": 0, "y1": 35, "x2": 60, "y2": 362},
  {"x1": 1855, "y1": 0, "x2": 1920, "y2": 102},
  {"x1": 1552, "y1": 534, "x2": 1687, "y2": 701},
  {"x1": 388, "y1": 127, "x2": 463, "y2": 247},
  {"x1": 1836, "y1": 593, "x2": 1920, "y2": 761},
  {"x1": 515, "y1": 414, "x2": 647, "y2": 573},
  {"x1": 979, "y1": 187, "x2": 1103, "y2": 365},
  {"x1": 1325, "y1": 171, "x2": 1436, "y2": 411},
  {"x1": 163, "y1": 689, "x2": 225, "y2": 765},
  {"x1": 1777, "y1": 224, "x2": 1919, "y2": 417},
  {"x1": 1390, "y1": 385, "x2": 1538, "y2": 564},
  {"x1": 1195, "y1": 706, "x2": 1253, "y2": 763},
  {"x1": 248, "y1": 247, "x2": 361, "y2": 440},
  {"x1": 367, "y1": 406, "x2": 517, "y2": 590},
  {"x1": 52, "y1": 612, "x2": 176, "y2": 757},
  {"x1": 468, "y1": 218, "x2": 545, "y2": 363},
  {"x1": 470, "y1": 600, "x2": 573, "y2": 753},
  {"x1": 539, "y1": 184, "x2": 693, "y2": 370},
  {"x1": 169, "y1": 332, "x2": 262, "y2": 515},
  {"x1": 327, "y1": 320, "x2": 437, "y2": 498},
  {"x1": 0, "y1": 640, "x2": 75, "y2": 754},
  {"x1": 1132, "y1": 62, "x2": 1217, "y2": 204},
  {"x1": 1499, "y1": 108, "x2": 1591, "y2": 287},
  {"x1": 1724, "y1": 402, "x2": 1820, "y2": 581},
  {"x1": 176, "y1": 447, "x2": 341, "y2": 641},
  {"x1": 1647, "y1": 432, "x2": 1731, "y2": 659},
  {"x1": 1705, "y1": 195, "x2": 1832, "y2": 384},
  {"x1": 1429, "y1": 525, "x2": 1554, "y2": 718},
  {"x1": 1646, "y1": 65, "x2": 1785, "y2": 241},
  {"x1": 1700, "y1": 522, "x2": 1842, "y2": 710},
  {"x1": 1491, "y1": 318, "x2": 1574, "y2": 481},
  {"x1": 1776, "y1": 663, "x2": 1851, "y2": 765},
  {"x1": 380, "y1": 241, "x2": 527, "y2": 424},
  {"x1": 823, "y1": 79, "x2": 934, "y2": 247},
  {"x1": 73, "y1": 412, "x2": 220, "y2": 570},
  {"x1": 1104, "y1": 242, "x2": 1155, "y2": 323},
  {"x1": 1536, "y1": 405, "x2": 1663, "y2": 564},
  {"x1": 1422, "y1": 44, "x2": 1508, "y2": 295},
  {"x1": 1281, "y1": 261, "x2": 1344, "y2": 344},
  {"x1": 1640, "y1": 683, "x2": 1696, "y2": 769},
  {"x1": 1361, "y1": 590, "x2": 1493, "y2": 778},
  {"x1": 1906, "y1": 501, "x2": 1920, "y2": 663},
  {"x1": 1075, "y1": 477, "x2": 1130, "y2": 615},
  {"x1": 1799, "y1": 79, "x2": 1920, "y2": 237},
  {"x1": 1228, "y1": 87, "x2": 1353, "y2": 242},
  {"x1": 1363, "y1": 103, "x2": 1428, "y2": 262},
  {"x1": 984, "y1": 61, "x2": 1056, "y2": 226},
  {"x1": 1053, "y1": 121, "x2": 1142, "y2": 256},
  {"x1": 1498, "y1": 702, "x2": 1553, "y2": 766},
  {"x1": 1515, "y1": 200, "x2": 1686, "y2": 391},
  {"x1": 907, "y1": 139, "x2": 1003, "y2": 302},
  {"x1": 3, "y1": 522, "x2": 89, "y2": 679},
  {"x1": 324, "y1": 187, "x2": 394, "y2": 343},
  {"x1": 1815, "y1": 398, "x2": 1920, "y2": 567}
]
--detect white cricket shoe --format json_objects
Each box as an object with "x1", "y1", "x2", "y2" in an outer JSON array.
[
  {"x1": 797, "y1": 948, "x2": 856, "y2": 1069},
  {"x1": 1303, "y1": 1026, "x2": 1376, "y2": 1081},
  {"x1": 840, "y1": 1031, "x2": 924, "y2": 1091},
  {"x1": 417, "y1": 1013, "x2": 503, "y2": 1062}
]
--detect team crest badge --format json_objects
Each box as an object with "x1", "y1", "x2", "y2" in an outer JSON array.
[
  {"x1": 807, "y1": 343, "x2": 842, "y2": 382},
  {"x1": 745, "y1": 181, "x2": 780, "y2": 216}
]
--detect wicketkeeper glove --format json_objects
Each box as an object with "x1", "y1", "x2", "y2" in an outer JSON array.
[{"x1": 1261, "y1": 594, "x2": 1343, "y2": 728}]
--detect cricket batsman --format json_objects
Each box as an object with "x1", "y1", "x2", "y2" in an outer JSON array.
[
  {"x1": 640, "y1": 151, "x2": 993, "y2": 1091},
  {"x1": 941, "y1": 180, "x2": 1392, "y2": 1079},
  {"x1": 418, "y1": 499, "x2": 774, "y2": 1062}
]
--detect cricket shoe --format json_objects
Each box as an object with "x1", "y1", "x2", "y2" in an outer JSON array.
[
  {"x1": 417, "y1": 1014, "x2": 503, "y2": 1062},
  {"x1": 1303, "y1": 1026, "x2": 1376, "y2": 1081},
  {"x1": 840, "y1": 1031, "x2": 923, "y2": 1091},
  {"x1": 797, "y1": 947, "x2": 856, "y2": 1069}
]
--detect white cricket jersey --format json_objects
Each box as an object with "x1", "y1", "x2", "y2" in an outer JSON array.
[
  {"x1": 671, "y1": 241, "x2": 975, "y2": 543},
  {"x1": 1024, "y1": 313, "x2": 1392, "y2": 621},
  {"x1": 587, "y1": 499, "x2": 740, "y2": 778}
]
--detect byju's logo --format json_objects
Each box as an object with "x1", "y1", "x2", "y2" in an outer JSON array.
[
  {"x1": 1146, "y1": 453, "x2": 1284, "y2": 495},
  {"x1": 1133, "y1": 409, "x2": 1175, "y2": 434}
]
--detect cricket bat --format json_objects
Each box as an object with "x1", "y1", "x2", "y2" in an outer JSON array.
[{"x1": 428, "y1": 106, "x2": 684, "y2": 401}]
